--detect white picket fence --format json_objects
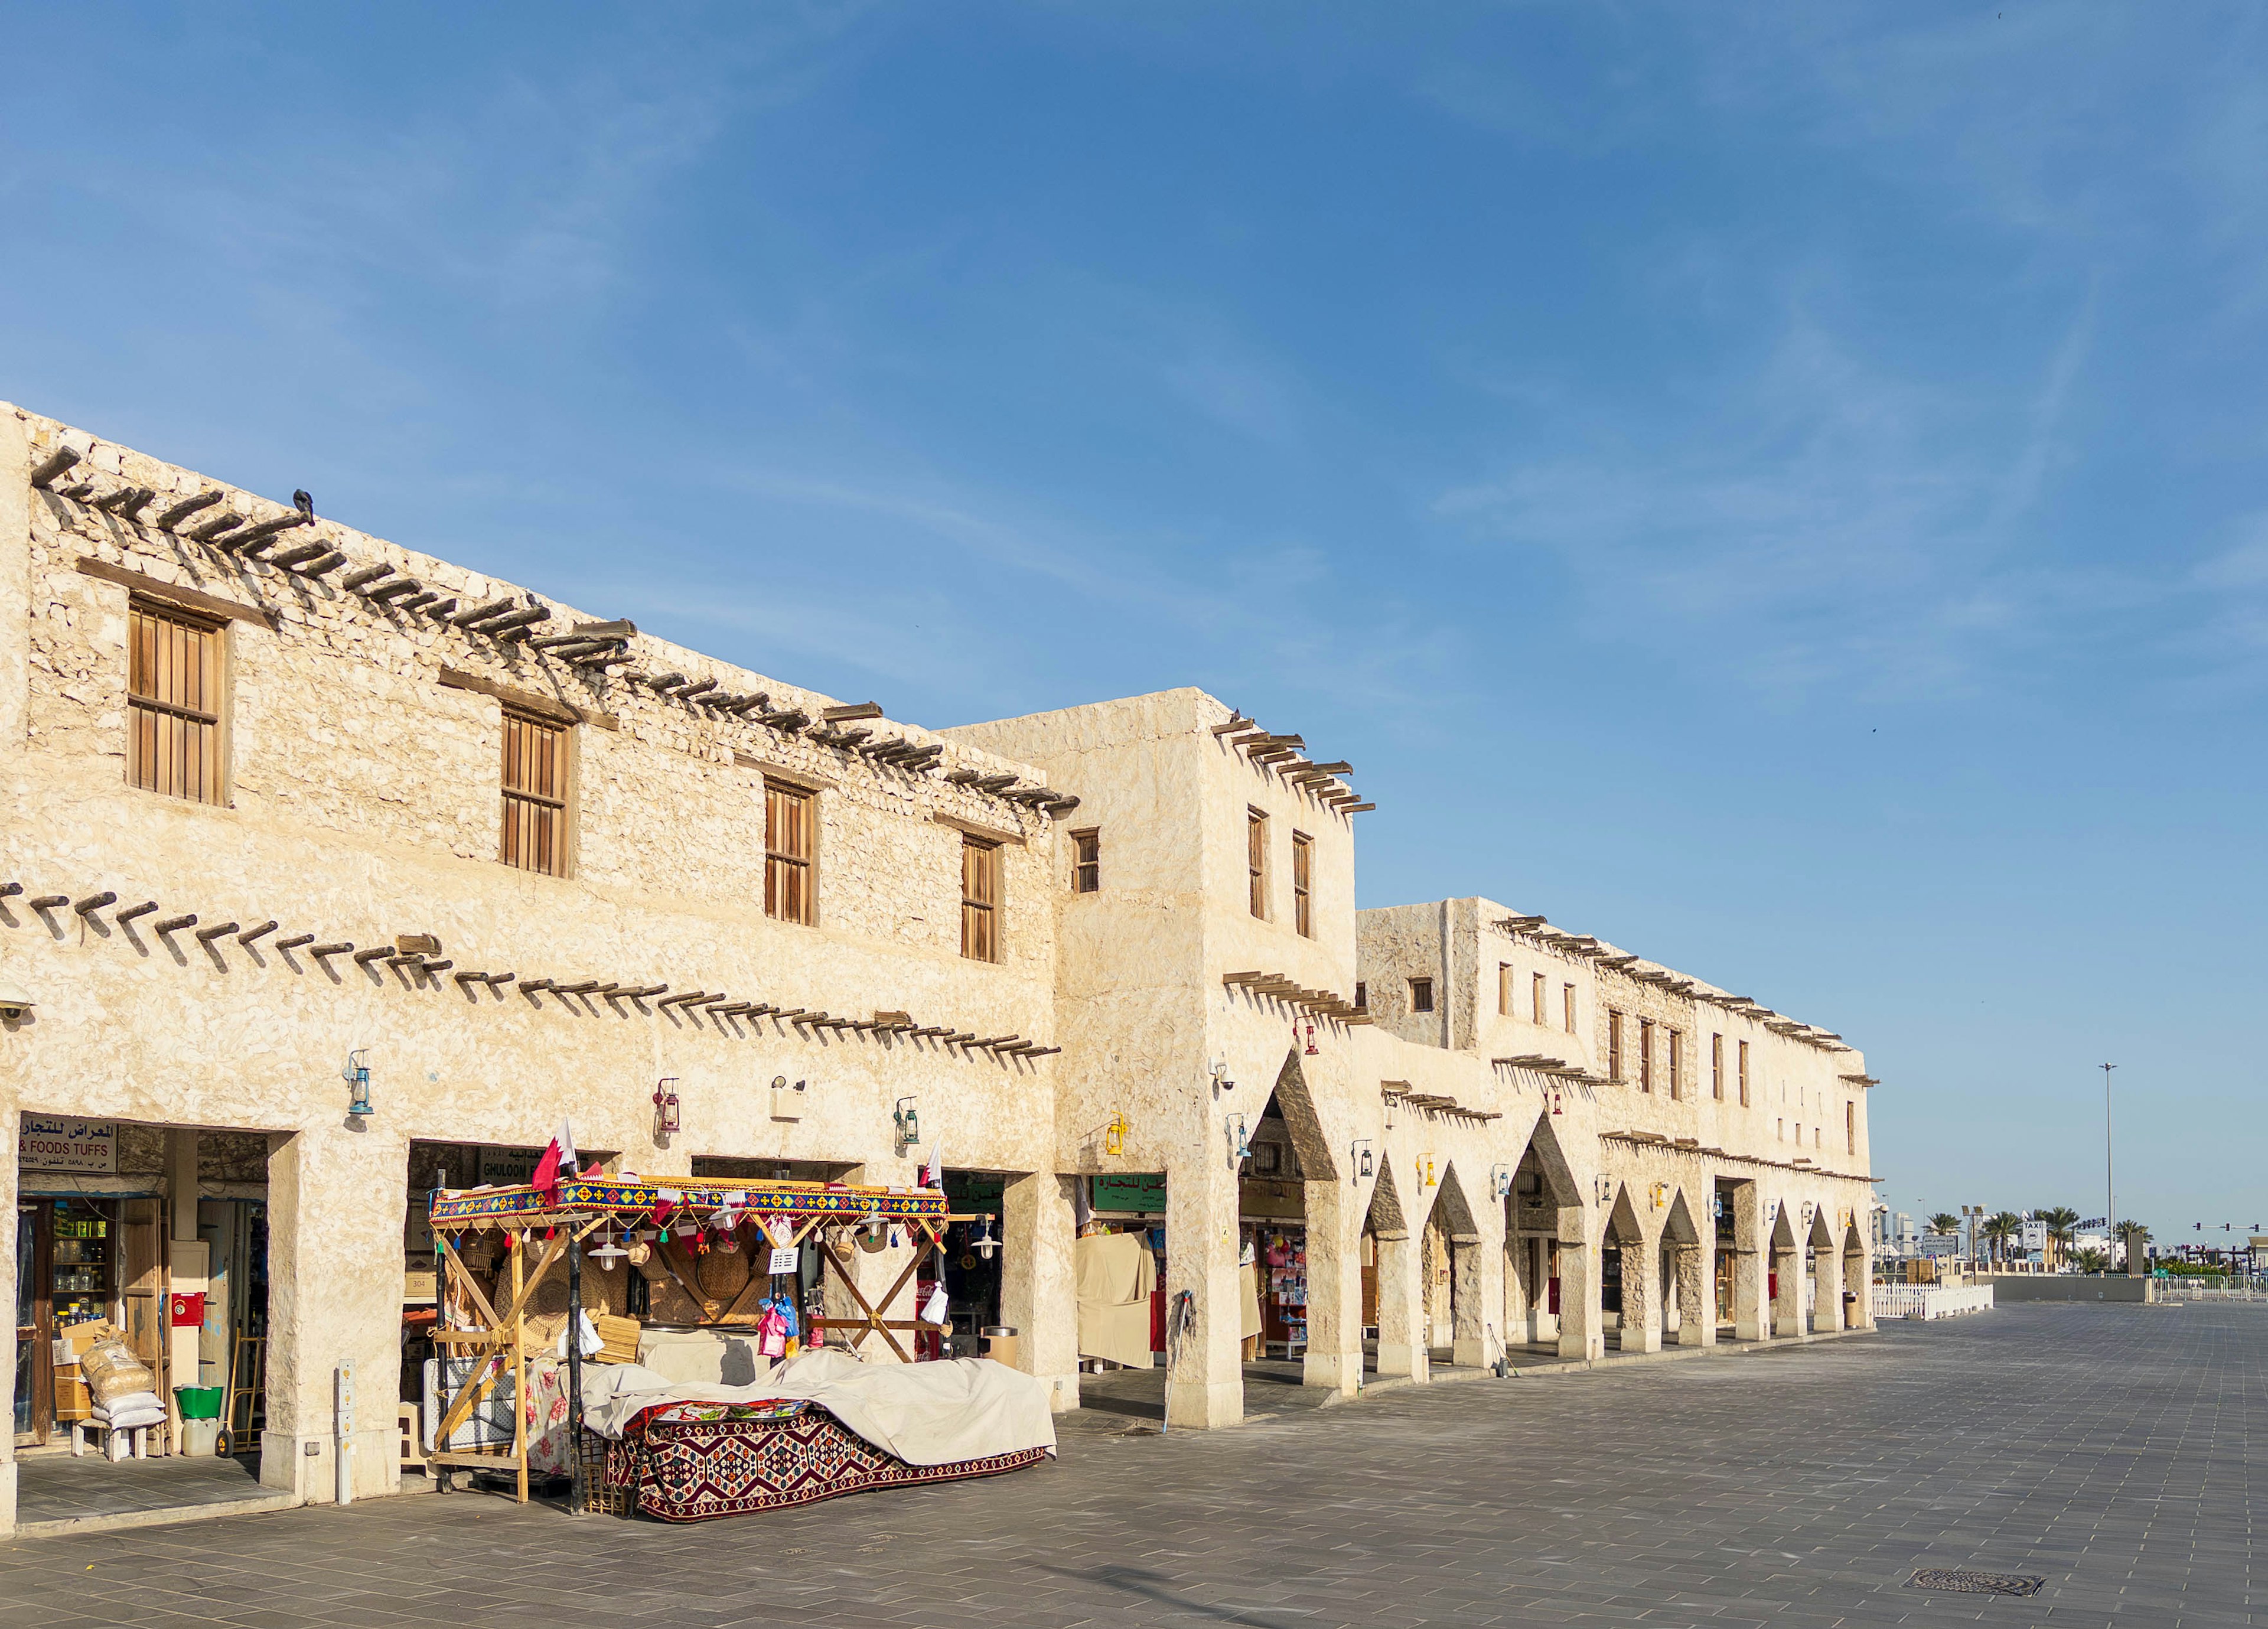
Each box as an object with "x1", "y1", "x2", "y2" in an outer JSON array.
[{"x1": 1871, "y1": 1283, "x2": 1995, "y2": 1320}]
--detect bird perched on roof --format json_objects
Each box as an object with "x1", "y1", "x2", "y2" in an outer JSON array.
[{"x1": 293, "y1": 489, "x2": 314, "y2": 520}]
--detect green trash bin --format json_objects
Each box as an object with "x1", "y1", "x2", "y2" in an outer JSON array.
[{"x1": 174, "y1": 1386, "x2": 226, "y2": 1456}]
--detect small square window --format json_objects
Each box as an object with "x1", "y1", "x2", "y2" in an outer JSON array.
[{"x1": 1409, "y1": 977, "x2": 1434, "y2": 1014}]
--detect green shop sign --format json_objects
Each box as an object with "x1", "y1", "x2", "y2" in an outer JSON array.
[{"x1": 1091, "y1": 1173, "x2": 1166, "y2": 1213}]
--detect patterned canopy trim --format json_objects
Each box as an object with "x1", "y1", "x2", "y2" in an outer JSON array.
[{"x1": 429, "y1": 1177, "x2": 948, "y2": 1224}]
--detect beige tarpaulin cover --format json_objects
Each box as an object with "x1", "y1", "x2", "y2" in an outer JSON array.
[
  {"x1": 1075, "y1": 1231, "x2": 1156, "y2": 1369},
  {"x1": 579, "y1": 1348, "x2": 1055, "y2": 1466},
  {"x1": 1241, "y1": 1262, "x2": 1264, "y2": 1340}
]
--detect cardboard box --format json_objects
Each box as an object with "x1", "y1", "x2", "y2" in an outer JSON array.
[{"x1": 54, "y1": 1373, "x2": 92, "y2": 1421}]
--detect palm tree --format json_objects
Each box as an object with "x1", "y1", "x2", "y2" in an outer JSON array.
[
  {"x1": 1927, "y1": 1212, "x2": 1961, "y2": 1238},
  {"x1": 2037, "y1": 1206, "x2": 2081, "y2": 1272},
  {"x1": 2115, "y1": 1219, "x2": 2152, "y2": 1275},
  {"x1": 2073, "y1": 1246, "x2": 2109, "y2": 1275},
  {"x1": 1983, "y1": 1211, "x2": 2024, "y2": 1266}
]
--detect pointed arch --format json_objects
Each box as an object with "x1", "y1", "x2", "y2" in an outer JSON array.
[
  {"x1": 1430, "y1": 1162, "x2": 1480, "y2": 1242},
  {"x1": 1605, "y1": 1183, "x2": 1645, "y2": 1246},
  {"x1": 1662, "y1": 1188, "x2": 1700, "y2": 1246},
  {"x1": 1513, "y1": 1107, "x2": 1582, "y2": 1207},
  {"x1": 1769, "y1": 1200, "x2": 1797, "y2": 1249},
  {"x1": 1265, "y1": 1050, "x2": 1338, "y2": 1181},
  {"x1": 1363, "y1": 1155, "x2": 1409, "y2": 1238},
  {"x1": 1808, "y1": 1204, "x2": 1836, "y2": 1249}
]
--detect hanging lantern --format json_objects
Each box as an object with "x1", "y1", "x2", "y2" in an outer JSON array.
[
  {"x1": 1491, "y1": 1164, "x2": 1513, "y2": 1200},
  {"x1": 1351, "y1": 1139, "x2": 1374, "y2": 1184},
  {"x1": 342, "y1": 1050, "x2": 373, "y2": 1117},
  {"x1": 1104, "y1": 1113, "x2": 1130, "y2": 1157},
  {"x1": 1301, "y1": 1019, "x2": 1318, "y2": 1057},
  {"x1": 1550, "y1": 1086, "x2": 1564, "y2": 1116},
  {"x1": 973, "y1": 1214, "x2": 1000, "y2": 1260},
  {"x1": 894, "y1": 1096, "x2": 920, "y2": 1148},
  {"x1": 591, "y1": 1222, "x2": 627, "y2": 1271},
  {"x1": 1226, "y1": 1113, "x2": 1252, "y2": 1169},
  {"x1": 652, "y1": 1077, "x2": 682, "y2": 1136}
]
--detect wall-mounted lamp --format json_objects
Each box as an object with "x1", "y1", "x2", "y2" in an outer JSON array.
[
  {"x1": 1104, "y1": 1113, "x2": 1130, "y2": 1158},
  {"x1": 1550, "y1": 1085, "x2": 1565, "y2": 1116},
  {"x1": 1490, "y1": 1163, "x2": 1513, "y2": 1200},
  {"x1": 1210, "y1": 1059, "x2": 1234, "y2": 1098},
  {"x1": 771, "y1": 1074, "x2": 806, "y2": 1122},
  {"x1": 1649, "y1": 1181, "x2": 1669, "y2": 1211},
  {"x1": 652, "y1": 1077, "x2": 682, "y2": 1136},
  {"x1": 894, "y1": 1096, "x2": 920, "y2": 1149},
  {"x1": 342, "y1": 1050, "x2": 373, "y2": 1117},
  {"x1": 1226, "y1": 1113, "x2": 1251, "y2": 1169},
  {"x1": 1419, "y1": 1153, "x2": 1438, "y2": 1189},
  {"x1": 972, "y1": 1214, "x2": 1000, "y2": 1260},
  {"x1": 1596, "y1": 1175, "x2": 1617, "y2": 1206},
  {"x1": 1351, "y1": 1139, "x2": 1374, "y2": 1184},
  {"x1": 1297, "y1": 1019, "x2": 1318, "y2": 1057}
]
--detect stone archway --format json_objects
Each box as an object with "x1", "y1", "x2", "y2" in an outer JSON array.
[
  {"x1": 1769, "y1": 1198, "x2": 1804, "y2": 1338},
  {"x1": 1242, "y1": 1050, "x2": 1345, "y2": 1393},
  {"x1": 1807, "y1": 1203, "x2": 1840, "y2": 1334},
  {"x1": 1604, "y1": 1183, "x2": 1656, "y2": 1352},
  {"x1": 1363, "y1": 1159, "x2": 1426, "y2": 1380},
  {"x1": 1841, "y1": 1219, "x2": 1870, "y2": 1330},
  {"x1": 1502, "y1": 1112, "x2": 1583, "y2": 1351},
  {"x1": 1426, "y1": 1164, "x2": 1484, "y2": 1367},
  {"x1": 1661, "y1": 1188, "x2": 1712, "y2": 1348}
]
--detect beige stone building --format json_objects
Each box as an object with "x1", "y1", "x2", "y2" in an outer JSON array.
[{"x1": 0, "y1": 404, "x2": 1878, "y2": 1533}]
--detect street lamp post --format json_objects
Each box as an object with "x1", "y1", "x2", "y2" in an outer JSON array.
[{"x1": 2102, "y1": 1062, "x2": 2116, "y2": 1270}]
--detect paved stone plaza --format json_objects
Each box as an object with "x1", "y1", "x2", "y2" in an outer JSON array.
[{"x1": 2, "y1": 1305, "x2": 2256, "y2": 1628}]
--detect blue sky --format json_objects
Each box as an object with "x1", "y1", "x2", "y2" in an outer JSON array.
[{"x1": 4, "y1": 4, "x2": 2262, "y2": 1244}]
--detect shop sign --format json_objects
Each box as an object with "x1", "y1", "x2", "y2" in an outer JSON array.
[
  {"x1": 1091, "y1": 1172, "x2": 1166, "y2": 1213},
  {"x1": 19, "y1": 1116, "x2": 116, "y2": 1173},
  {"x1": 479, "y1": 1146, "x2": 544, "y2": 1185}
]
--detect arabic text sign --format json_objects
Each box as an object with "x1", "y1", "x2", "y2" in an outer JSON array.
[{"x1": 20, "y1": 1116, "x2": 117, "y2": 1173}]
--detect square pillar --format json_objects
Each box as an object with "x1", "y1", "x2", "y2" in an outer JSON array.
[
  {"x1": 1371, "y1": 1229, "x2": 1428, "y2": 1382},
  {"x1": 1845, "y1": 1240, "x2": 1874, "y2": 1329},
  {"x1": 1302, "y1": 1176, "x2": 1363, "y2": 1396},
  {"x1": 263, "y1": 1125, "x2": 411, "y2": 1503},
  {"x1": 1771, "y1": 1245, "x2": 1804, "y2": 1338},
  {"x1": 1673, "y1": 1245, "x2": 1713, "y2": 1346},
  {"x1": 1729, "y1": 1183, "x2": 1768, "y2": 1343},
  {"x1": 999, "y1": 1172, "x2": 1080, "y2": 1412},
  {"x1": 1556, "y1": 1207, "x2": 1602, "y2": 1361},
  {"x1": 1164, "y1": 1155, "x2": 1245, "y2": 1428},
  {"x1": 1449, "y1": 1232, "x2": 1488, "y2": 1369},
  {"x1": 1813, "y1": 1235, "x2": 1844, "y2": 1334},
  {"x1": 1617, "y1": 1236, "x2": 1661, "y2": 1353}
]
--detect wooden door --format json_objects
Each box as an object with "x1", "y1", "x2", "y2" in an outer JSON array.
[
  {"x1": 120, "y1": 1199, "x2": 168, "y2": 1423},
  {"x1": 14, "y1": 1202, "x2": 54, "y2": 1445}
]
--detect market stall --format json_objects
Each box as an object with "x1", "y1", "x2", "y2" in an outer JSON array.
[{"x1": 423, "y1": 1172, "x2": 1050, "y2": 1515}]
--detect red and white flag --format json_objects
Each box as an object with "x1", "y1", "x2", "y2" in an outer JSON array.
[{"x1": 532, "y1": 1119, "x2": 578, "y2": 1199}]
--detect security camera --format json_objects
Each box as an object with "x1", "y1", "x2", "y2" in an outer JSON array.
[{"x1": 0, "y1": 984, "x2": 33, "y2": 1021}]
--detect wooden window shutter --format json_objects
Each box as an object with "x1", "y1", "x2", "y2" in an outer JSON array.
[
  {"x1": 1247, "y1": 812, "x2": 1267, "y2": 919},
  {"x1": 499, "y1": 710, "x2": 570, "y2": 876},
  {"x1": 961, "y1": 835, "x2": 1001, "y2": 962},
  {"x1": 764, "y1": 783, "x2": 816, "y2": 924},
  {"x1": 127, "y1": 601, "x2": 224, "y2": 804},
  {"x1": 1291, "y1": 833, "x2": 1312, "y2": 937}
]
